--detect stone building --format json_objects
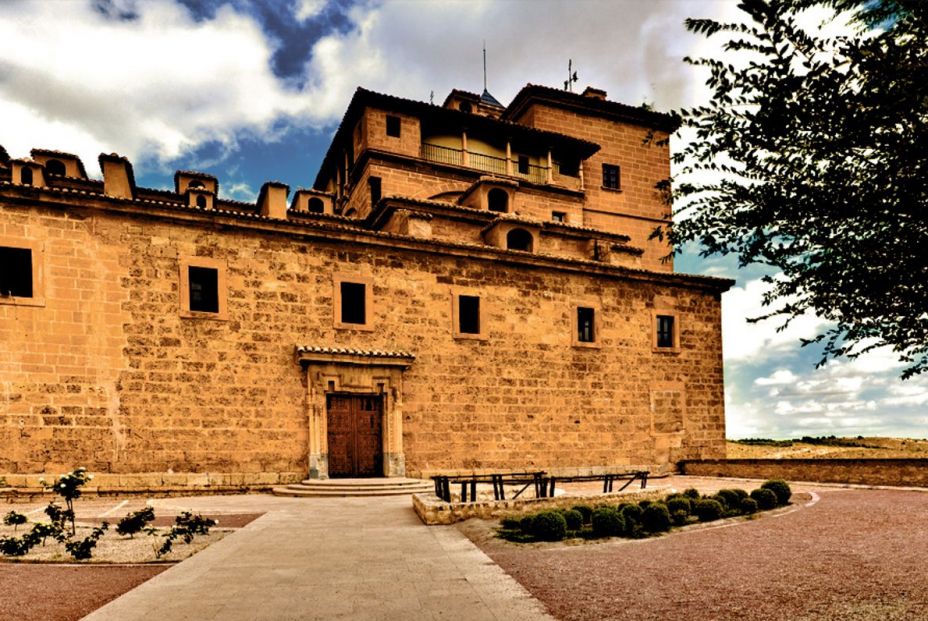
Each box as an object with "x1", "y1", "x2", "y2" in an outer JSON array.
[{"x1": 0, "y1": 84, "x2": 732, "y2": 490}]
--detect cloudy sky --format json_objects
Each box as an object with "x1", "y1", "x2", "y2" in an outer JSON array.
[{"x1": 1, "y1": 0, "x2": 924, "y2": 439}]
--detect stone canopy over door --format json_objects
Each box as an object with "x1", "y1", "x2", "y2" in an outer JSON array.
[{"x1": 294, "y1": 346, "x2": 414, "y2": 479}]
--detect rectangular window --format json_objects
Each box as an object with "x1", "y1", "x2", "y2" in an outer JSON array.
[
  {"x1": 657, "y1": 315, "x2": 675, "y2": 348},
  {"x1": 369, "y1": 176, "x2": 382, "y2": 208},
  {"x1": 602, "y1": 163, "x2": 621, "y2": 190},
  {"x1": 518, "y1": 155, "x2": 529, "y2": 174},
  {"x1": 340, "y1": 281, "x2": 367, "y2": 325},
  {"x1": 577, "y1": 307, "x2": 595, "y2": 343},
  {"x1": 386, "y1": 115, "x2": 401, "y2": 137},
  {"x1": 552, "y1": 211, "x2": 566, "y2": 223},
  {"x1": 0, "y1": 246, "x2": 33, "y2": 298},
  {"x1": 458, "y1": 295, "x2": 480, "y2": 335},
  {"x1": 559, "y1": 158, "x2": 579, "y2": 177},
  {"x1": 188, "y1": 266, "x2": 219, "y2": 313}
]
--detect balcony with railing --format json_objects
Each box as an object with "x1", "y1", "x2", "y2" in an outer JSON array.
[{"x1": 419, "y1": 142, "x2": 580, "y2": 190}]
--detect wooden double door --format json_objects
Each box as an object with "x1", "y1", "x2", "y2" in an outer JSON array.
[{"x1": 326, "y1": 394, "x2": 383, "y2": 477}]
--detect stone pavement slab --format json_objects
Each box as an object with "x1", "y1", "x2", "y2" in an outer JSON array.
[{"x1": 81, "y1": 494, "x2": 552, "y2": 621}]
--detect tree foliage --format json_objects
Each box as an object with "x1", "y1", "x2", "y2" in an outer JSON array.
[{"x1": 660, "y1": 0, "x2": 927, "y2": 378}]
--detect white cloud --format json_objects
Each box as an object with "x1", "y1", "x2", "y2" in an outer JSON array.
[
  {"x1": 755, "y1": 369, "x2": 799, "y2": 386},
  {"x1": 294, "y1": 0, "x2": 327, "y2": 22}
]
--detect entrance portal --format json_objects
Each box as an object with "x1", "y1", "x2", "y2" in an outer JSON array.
[{"x1": 326, "y1": 394, "x2": 383, "y2": 477}]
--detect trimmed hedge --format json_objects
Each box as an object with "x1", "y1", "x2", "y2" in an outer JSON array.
[
  {"x1": 667, "y1": 497, "x2": 692, "y2": 516},
  {"x1": 530, "y1": 511, "x2": 567, "y2": 541},
  {"x1": 740, "y1": 497, "x2": 759, "y2": 514},
  {"x1": 561, "y1": 509, "x2": 583, "y2": 531},
  {"x1": 641, "y1": 504, "x2": 671, "y2": 533},
  {"x1": 591, "y1": 508, "x2": 625, "y2": 537},
  {"x1": 761, "y1": 480, "x2": 792, "y2": 506},
  {"x1": 750, "y1": 488, "x2": 778, "y2": 510},
  {"x1": 694, "y1": 499, "x2": 724, "y2": 522},
  {"x1": 571, "y1": 505, "x2": 593, "y2": 525}
]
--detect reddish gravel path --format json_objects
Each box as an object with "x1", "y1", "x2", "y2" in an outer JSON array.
[
  {"x1": 0, "y1": 564, "x2": 168, "y2": 621},
  {"x1": 474, "y1": 489, "x2": 928, "y2": 621}
]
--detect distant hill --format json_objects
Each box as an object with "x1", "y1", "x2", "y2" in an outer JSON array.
[{"x1": 727, "y1": 437, "x2": 928, "y2": 459}]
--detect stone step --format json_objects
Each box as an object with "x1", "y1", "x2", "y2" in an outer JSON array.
[
  {"x1": 298, "y1": 477, "x2": 429, "y2": 488},
  {"x1": 271, "y1": 477, "x2": 433, "y2": 498},
  {"x1": 271, "y1": 485, "x2": 432, "y2": 498}
]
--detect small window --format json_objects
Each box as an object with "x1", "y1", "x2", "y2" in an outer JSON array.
[
  {"x1": 195, "y1": 195, "x2": 207, "y2": 208},
  {"x1": 602, "y1": 164, "x2": 621, "y2": 190},
  {"x1": 459, "y1": 101, "x2": 472, "y2": 113},
  {"x1": 188, "y1": 180, "x2": 205, "y2": 189},
  {"x1": 552, "y1": 211, "x2": 566, "y2": 223},
  {"x1": 506, "y1": 228, "x2": 533, "y2": 252},
  {"x1": 369, "y1": 176, "x2": 382, "y2": 208},
  {"x1": 657, "y1": 315, "x2": 675, "y2": 348},
  {"x1": 559, "y1": 158, "x2": 579, "y2": 177},
  {"x1": 0, "y1": 246, "x2": 33, "y2": 298},
  {"x1": 386, "y1": 115, "x2": 401, "y2": 138},
  {"x1": 487, "y1": 188, "x2": 508, "y2": 213},
  {"x1": 45, "y1": 159, "x2": 66, "y2": 176},
  {"x1": 577, "y1": 307, "x2": 595, "y2": 343},
  {"x1": 518, "y1": 155, "x2": 529, "y2": 174},
  {"x1": 21, "y1": 167, "x2": 33, "y2": 186},
  {"x1": 188, "y1": 266, "x2": 219, "y2": 313},
  {"x1": 340, "y1": 281, "x2": 366, "y2": 325},
  {"x1": 458, "y1": 295, "x2": 480, "y2": 335},
  {"x1": 307, "y1": 197, "x2": 325, "y2": 213}
]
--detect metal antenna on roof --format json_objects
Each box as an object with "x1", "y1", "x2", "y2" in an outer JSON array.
[
  {"x1": 430, "y1": 90, "x2": 434, "y2": 105},
  {"x1": 483, "y1": 41, "x2": 488, "y2": 92},
  {"x1": 564, "y1": 59, "x2": 578, "y2": 92}
]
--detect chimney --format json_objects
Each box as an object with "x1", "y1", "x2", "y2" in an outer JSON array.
[
  {"x1": 581, "y1": 86, "x2": 607, "y2": 101},
  {"x1": 257, "y1": 181, "x2": 289, "y2": 219},
  {"x1": 98, "y1": 153, "x2": 136, "y2": 199}
]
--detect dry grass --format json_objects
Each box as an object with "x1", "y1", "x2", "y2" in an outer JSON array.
[{"x1": 727, "y1": 437, "x2": 928, "y2": 459}]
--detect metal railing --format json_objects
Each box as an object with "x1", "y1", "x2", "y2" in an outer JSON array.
[{"x1": 420, "y1": 142, "x2": 559, "y2": 186}]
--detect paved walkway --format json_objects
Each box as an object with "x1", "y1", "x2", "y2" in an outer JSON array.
[{"x1": 82, "y1": 494, "x2": 552, "y2": 621}]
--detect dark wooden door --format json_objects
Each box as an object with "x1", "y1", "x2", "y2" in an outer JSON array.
[{"x1": 326, "y1": 394, "x2": 383, "y2": 477}]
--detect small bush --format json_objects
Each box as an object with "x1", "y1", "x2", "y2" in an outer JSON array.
[
  {"x1": 500, "y1": 517, "x2": 521, "y2": 530},
  {"x1": 519, "y1": 515, "x2": 535, "y2": 534},
  {"x1": 3, "y1": 511, "x2": 27, "y2": 532},
  {"x1": 641, "y1": 504, "x2": 671, "y2": 533},
  {"x1": 620, "y1": 503, "x2": 642, "y2": 523},
  {"x1": 671, "y1": 509, "x2": 689, "y2": 526},
  {"x1": 570, "y1": 505, "x2": 593, "y2": 524},
  {"x1": 638, "y1": 500, "x2": 653, "y2": 508},
  {"x1": 157, "y1": 512, "x2": 218, "y2": 558},
  {"x1": 694, "y1": 499, "x2": 724, "y2": 522},
  {"x1": 562, "y1": 509, "x2": 583, "y2": 531},
  {"x1": 740, "y1": 498, "x2": 759, "y2": 514},
  {"x1": 667, "y1": 497, "x2": 692, "y2": 516},
  {"x1": 683, "y1": 488, "x2": 701, "y2": 499},
  {"x1": 591, "y1": 507, "x2": 624, "y2": 538},
  {"x1": 116, "y1": 506, "x2": 155, "y2": 539},
  {"x1": 717, "y1": 489, "x2": 741, "y2": 510},
  {"x1": 29, "y1": 522, "x2": 58, "y2": 546},
  {"x1": 66, "y1": 523, "x2": 108, "y2": 561},
  {"x1": 761, "y1": 480, "x2": 792, "y2": 506},
  {"x1": 750, "y1": 488, "x2": 778, "y2": 510},
  {"x1": 0, "y1": 534, "x2": 36, "y2": 557},
  {"x1": 732, "y1": 488, "x2": 749, "y2": 501},
  {"x1": 530, "y1": 511, "x2": 567, "y2": 542}
]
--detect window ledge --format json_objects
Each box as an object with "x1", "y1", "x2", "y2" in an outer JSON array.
[
  {"x1": 453, "y1": 332, "x2": 487, "y2": 341},
  {"x1": 572, "y1": 341, "x2": 602, "y2": 349},
  {"x1": 652, "y1": 346, "x2": 681, "y2": 355},
  {"x1": 600, "y1": 186, "x2": 623, "y2": 193},
  {"x1": 334, "y1": 321, "x2": 375, "y2": 332},
  {"x1": 180, "y1": 310, "x2": 228, "y2": 321},
  {"x1": 0, "y1": 295, "x2": 45, "y2": 308}
]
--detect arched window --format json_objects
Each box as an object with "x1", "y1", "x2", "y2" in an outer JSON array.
[
  {"x1": 307, "y1": 197, "x2": 325, "y2": 213},
  {"x1": 45, "y1": 159, "x2": 66, "y2": 176},
  {"x1": 188, "y1": 180, "x2": 205, "y2": 189},
  {"x1": 459, "y1": 101, "x2": 473, "y2": 114},
  {"x1": 487, "y1": 188, "x2": 508, "y2": 213},
  {"x1": 195, "y1": 195, "x2": 207, "y2": 208},
  {"x1": 21, "y1": 167, "x2": 33, "y2": 186},
  {"x1": 506, "y1": 228, "x2": 533, "y2": 252}
]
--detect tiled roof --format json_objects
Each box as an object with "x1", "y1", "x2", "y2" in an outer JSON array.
[{"x1": 295, "y1": 346, "x2": 416, "y2": 359}]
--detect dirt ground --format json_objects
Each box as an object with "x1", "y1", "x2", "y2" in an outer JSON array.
[
  {"x1": 726, "y1": 437, "x2": 928, "y2": 459},
  {"x1": 462, "y1": 486, "x2": 928, "y2": 621}
]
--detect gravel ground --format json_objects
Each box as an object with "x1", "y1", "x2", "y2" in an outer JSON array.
[
  {"x1": 464, "y1": 488, "x2": 928, "y2": 621},
  {"x1": 0, "y1": 564, "x2": 168, "y2": 621}
]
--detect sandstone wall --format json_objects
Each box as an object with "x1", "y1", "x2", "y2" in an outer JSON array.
[
  {"x1": 1, "y1": 198, "x2": 726, "y2": 486},
  {"x1": 679, "y1": 459, "x2": 928, "y2": 487}
]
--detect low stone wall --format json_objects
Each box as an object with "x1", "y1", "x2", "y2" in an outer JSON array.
[
  {"x1": 0, "y1": 471, "x2": 303, "y2": 499},
  {"x1": 412, "y1": 488, "x2": 666, "y2": 525},
  {"x1": 679, "y1": 459, "x2": 928, "y2": 488}
]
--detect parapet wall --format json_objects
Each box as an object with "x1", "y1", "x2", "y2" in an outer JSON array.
[{"x1": 679, "y1": 459, "x2": 928, "y2": 488}]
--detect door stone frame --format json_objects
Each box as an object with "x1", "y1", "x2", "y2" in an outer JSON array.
[{"x1": 294, "y1": 346, "x2": 415, "y2": 479}]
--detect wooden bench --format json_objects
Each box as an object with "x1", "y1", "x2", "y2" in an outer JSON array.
[{"x1": 430, "y1": 470, "x2": 648, "y2": 503}]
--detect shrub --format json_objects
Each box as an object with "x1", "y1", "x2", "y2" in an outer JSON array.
[
  {"x1": 732, "y1": 488, "x2": 749, "y2": 501},
  {"x1": 591, "y1": 507, "x2": 624, "y2": 538},
  {"x1": 761, "y1": 480, "x2": 792, "y2": 506},
  {"x1": 65, "y1": 523, "x2": 108, "y2": 561},
  {"x1": 750, "y1": 488, "x2": 778, "y2": 510},
  {"x1": 570, "y1": 505, "x2": 593, "y2": 524},
  {"x1": 500, "y1": 517, "x2": 521, "y2": 530},
  {"x1": 740, "y1": 498, "x2": 759, "y2": 514},
  {"x1": 529, "y1": 511, "x2": 567, "y2": 542},
  {"x1": 157, "y1": 512, "x2": 218, "y2": 558},
  {"x1": 683, "y1": 488, "x2": 701, "y2": 499},
  {"x1": 43, "y1": 503, "x2": 71, "y2": 541},
  {"x1": 29, "y1": 522, "x2": 58, "y2": 546},
  {"x1": 0, "y1": 534, "x2": 36, "y2": 557},
  {"x1": 638, "y1": 500, "x2": 653, "y2": 508},
  {"x1": 671, "y1": 510, "x2": 689, "y2": 526},
  {"x1": 562, "y1": 509, "x2": 583, "y2": 531},
  {"x1": 694, "y1": 499, "x2": 724, "y2": 522},
  {"x1": 667, "y1": 497, "x2": 691, "y2": 515},
  {"x1": 116, "y1": 506, "x2": 155, "y2": 539},
  {"x1": 717, "y1": 489, "x2": 741, "y2": 510},
  {"x1": 641, "y1": 503, "x2": 671, "y2": 533},
  {"x1": 43, "y1": 468, "x2": 93, "y2": 535},
  {"x1": 519, "y1": 515, "x2": 535, "y2": 534},
  {"x1": 620, "y1": 503, "x2": 642, "y2": 523},
  {"x1": 3, "y1": 511, "x2": 27, "y2": 532}
]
